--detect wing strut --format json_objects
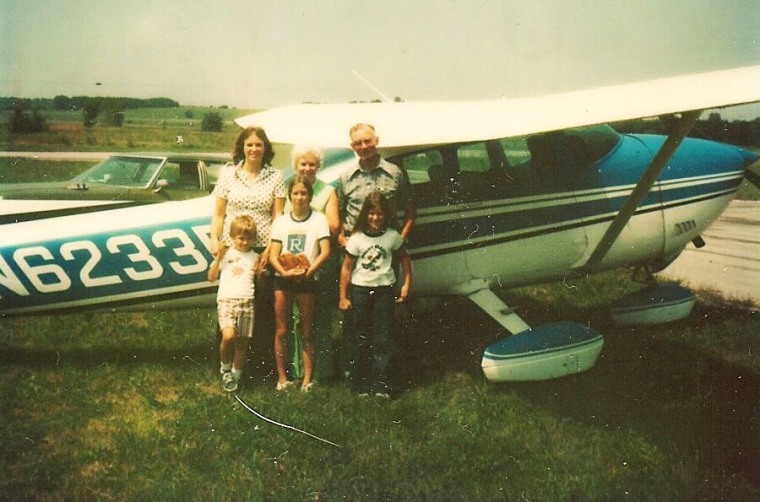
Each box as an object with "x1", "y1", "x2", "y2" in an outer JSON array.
[
  {"x1": 468, "y1": 288, "x2": 531, "y2": 335},
  {"x1": 582, "y1": 110, "x2": 702, "y2": 270}
]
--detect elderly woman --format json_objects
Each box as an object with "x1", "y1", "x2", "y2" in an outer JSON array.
[
  {"x1": 285, "y1": 145, "x2": 339, "y2": 234},
  {"x1": 286, "y1": 145, "x2": 341, "y2": 384},
  {"x1": 210, "y1": 126, "x2": 285, "y2": 384}
]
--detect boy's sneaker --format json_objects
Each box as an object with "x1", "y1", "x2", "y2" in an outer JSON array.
[
  {"x1": 222, "y1": 371, "x2": 238, "y2": 393},
  {"x1": 372, "y1": 383, "x2": 391, "y2": 399}
]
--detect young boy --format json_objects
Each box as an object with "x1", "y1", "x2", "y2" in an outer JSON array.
[{"x1": 208, "y1": 215, "x2": 259, "y2": 393}]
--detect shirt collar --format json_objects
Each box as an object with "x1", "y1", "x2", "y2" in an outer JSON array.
[
  {"x1": 348, "y1": 157, "x2": 391, "y2": 180},
  {"x1": 234, "y1": 162, "x2": 272, "y2": 182}
]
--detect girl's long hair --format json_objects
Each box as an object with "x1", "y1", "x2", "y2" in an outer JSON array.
[
  {"x1": 288, "y1": 175, "x2": 314, "y2": 201},
  {"x1": 354, "y1": 191, "x2": 390, "y2": 234}
]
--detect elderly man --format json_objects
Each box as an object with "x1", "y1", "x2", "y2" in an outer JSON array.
[{"x1": 337, "y1": 123, "x2": 416, "y2": 246}]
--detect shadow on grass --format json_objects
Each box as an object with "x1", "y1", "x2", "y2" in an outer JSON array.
[
  {"x1": 0, "y1": 327, "x2": 279, "y2": 383},
  {"x1": 392, "y1": 294, "x2": 760, "y2": 488},
  {"x1": 508, "y1": 334, "x2": 760, "y2": 487},
  {"x1": 0, "y1": 341, "x2": 216, "y2": 369}
]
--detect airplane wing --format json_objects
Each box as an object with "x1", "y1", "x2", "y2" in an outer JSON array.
[{"x1": 235, "y1": 65, "x2": 760, "y2": 149}]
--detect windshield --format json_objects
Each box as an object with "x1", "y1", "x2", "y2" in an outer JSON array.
[
  {"x1": 563, "y1": 124, "x2": 621, "y2": 164},
  {"x1": 73, "y1": 156, "x2": 164, "y2": 188}
]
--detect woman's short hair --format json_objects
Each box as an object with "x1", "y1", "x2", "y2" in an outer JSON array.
[
  {"x1": 290, "y1": 144, "x2": 324, "y2": 169},
  {"x1": 232, "y1": 126, "x2": 274, "y2": 165}
]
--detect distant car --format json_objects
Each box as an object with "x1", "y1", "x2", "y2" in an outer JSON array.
[{"x1": 0, "y1": 153, "x2": 232, "y2": 223}]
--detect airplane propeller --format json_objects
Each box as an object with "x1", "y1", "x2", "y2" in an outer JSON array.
[
  {"x1": 745, "y1": 166, "x2": 760, "y2": 190},
  {"x1": 735, "y1": 145, "x2": 760, "y2": 189}
]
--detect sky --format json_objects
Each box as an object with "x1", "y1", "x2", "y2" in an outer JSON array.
[{"x1": 2, "y1": 0, "x2": 760, "y2": 119}]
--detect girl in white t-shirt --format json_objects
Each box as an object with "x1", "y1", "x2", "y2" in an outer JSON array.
[
  {"x1": 269, "y1": 177, "x2": 331, "y2": 391},
  {"x1": 339, "y1": 191, "x2": 412, "y2": 397}
]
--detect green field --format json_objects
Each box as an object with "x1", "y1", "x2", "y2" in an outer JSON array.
[
  {"x1": 0, "y1": 106, "x2": 255, "y2": 154},
  {"x1": 1, "y1": 270, "x2": 759, "y2": 500}
]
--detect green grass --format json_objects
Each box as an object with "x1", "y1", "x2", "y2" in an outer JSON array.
[
  {"x1": 1, "y1": 122, "x2": 242, "y2": 154},
  {"x1": 1, "y1": 106, "x2": 256, "y2": 127},
  {"x1": 0, "y1": 106, "x2": 256, "y2": 154},
  {"x1": 2, "y1": 270, "x2": 759, "y2": 500}
]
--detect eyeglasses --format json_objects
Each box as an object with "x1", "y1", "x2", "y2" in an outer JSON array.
[{"x1": 351, "y1": 138, "x2": 375, "y2": 148}]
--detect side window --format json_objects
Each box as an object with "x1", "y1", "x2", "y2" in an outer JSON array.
[
  {"x1": 397, "y1": 143, "x2": 508, "y2": 206},
  {"x1": 457, "y1": 143, "x2": 490, "y2": 173},
  {"x1": 392, "y1": 149, "x2": 451, "y2": 208},
  {"x1": 500, "y1": 136, "x2": 534, "y2": 189},
  {"x1": 160, "y1": 162, "x2": 181, "y2": 185},
  {"x1": 501, "y1": 137, "x2": 531, "y2": 168},
  {"x1": 159, "y1": 162, "x2": 200, "y2": 189},
  {"x1": 455, "y1": 142, "x2": 505, "y2": 202},
  {"x1": 397, "y1": 150, "x2": 443, "y2": 185}
]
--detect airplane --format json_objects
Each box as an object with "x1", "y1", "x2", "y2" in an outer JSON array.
[{"x1": 2, "y1": 65, "x2": 759, "y2": 382}]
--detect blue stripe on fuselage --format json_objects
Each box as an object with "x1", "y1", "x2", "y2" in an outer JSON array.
[
  {"x1": 0, "y1": 217, "x2": 214, "y2": 313},
  {"x1": 406, "y1": 134, "x2": 745, "y2": 260}
]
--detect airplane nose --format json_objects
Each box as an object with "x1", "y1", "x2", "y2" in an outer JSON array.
[{"x1": 738, "y1": 147, "x2": 760, "y2": 189}]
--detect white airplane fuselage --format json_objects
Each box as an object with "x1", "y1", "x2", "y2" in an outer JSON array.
[{"x1": 0, "y1": 130, "x2": 755, "y2": 316}]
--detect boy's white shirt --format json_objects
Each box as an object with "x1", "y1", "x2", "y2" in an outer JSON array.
[{"x1": 217, "y1": 248, "x2": 259, "y2": 300}]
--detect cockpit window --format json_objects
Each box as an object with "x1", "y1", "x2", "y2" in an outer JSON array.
[
  {"x1": 563, "y1": 124, "x2": 621, "y2": 164},
  {"x1": 502, "y1": 124, "x2": 621, "y2": 185}
]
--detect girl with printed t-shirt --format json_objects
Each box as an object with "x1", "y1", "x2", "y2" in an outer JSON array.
[
  {"x1": 270, "y1": 176, "x2": 330, "y2": 392},
  {"x1": 339, "y1": 191, "x2": 412, "y2": 398}
]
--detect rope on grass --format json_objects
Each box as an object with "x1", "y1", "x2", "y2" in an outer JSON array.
[{"x1": 234, "y1": 394, "x2": 342, "y2": 448}]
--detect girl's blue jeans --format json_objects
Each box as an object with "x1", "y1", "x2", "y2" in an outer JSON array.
[{"x1": 344, "y1": 285, "x2": 394, "y2": 393}]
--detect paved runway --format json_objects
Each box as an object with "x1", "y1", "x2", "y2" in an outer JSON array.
[{"x1": 657, "y1": 200, "x2": 760, "y2": 307}]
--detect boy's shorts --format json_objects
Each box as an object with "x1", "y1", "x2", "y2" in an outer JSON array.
[{"x1": 217, "y1": 298, "x2": 255, "y2": 338}]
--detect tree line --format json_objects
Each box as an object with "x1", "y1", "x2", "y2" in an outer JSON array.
[
  {"x1": 610, "y1": 113, "x2": 760, "y2": 147},
  {"x1": 2, "y1": 96, "x2": 232, "y2": 133},
  {"x1": 1, "y1": 96, "x2": 179, "y2": 112},
  {"x1": 4, "y1": 95, "x2": 180, "y2": 132}
]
